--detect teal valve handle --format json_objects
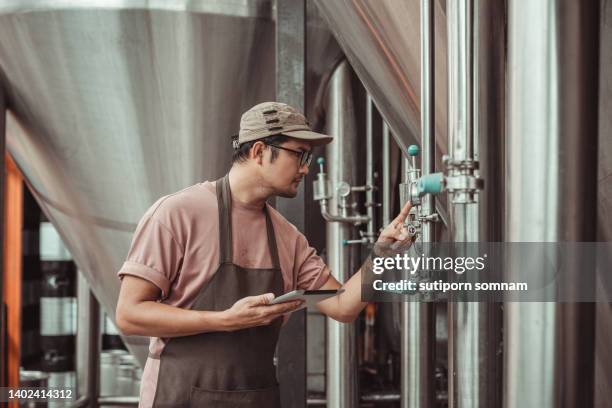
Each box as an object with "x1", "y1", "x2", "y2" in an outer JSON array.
[
  {"x1": 317, "y1": 157, "x2": 325, "y2": 173},
  {"x1": 418, "y1": 172, "x2": 444, "y2": 195},
  {"x1": 408, "y1": 144, "x2": 420, "y2": 157},
  {"x1": 407, "y1": 145, "x2": 420, "y2": 170}
]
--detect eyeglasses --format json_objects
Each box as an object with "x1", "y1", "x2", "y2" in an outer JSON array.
[{"x1": 266, "y1": 143, "x2": 313, "y2": 167}]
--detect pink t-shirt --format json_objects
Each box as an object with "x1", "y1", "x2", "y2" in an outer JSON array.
[{"x1": 117, "y1": 181, "x2": 330, "y2": 407}]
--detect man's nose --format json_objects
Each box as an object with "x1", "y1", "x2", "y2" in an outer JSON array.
[{"x1": 299, "y1": 163, "x2": 310, "y2": 175}]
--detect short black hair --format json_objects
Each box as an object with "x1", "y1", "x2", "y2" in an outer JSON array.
[{"x1": 232, "y1": 134, "x2": 290, "y2": 164}]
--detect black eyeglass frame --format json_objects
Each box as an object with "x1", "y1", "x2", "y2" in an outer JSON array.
[{"x1": 264, "y1": 142, "x2": 313, "y2": 167}]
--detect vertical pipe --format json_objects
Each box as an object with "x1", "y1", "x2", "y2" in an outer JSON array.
[
  {"x1": 447, "y1": 0, "x2": 474, "y2": 172},
  {"x1": 382, "y1": 122, "x2": 391, "y2": 228},
  {"x1": 366, "y1": 95, "x2": 375, "y2": 241},
  {"x1": 419, "y1": 0, "x2": 437, "y2": 402},
  {"x1": 275, "y1": 1, "x2": 307, "y2": 406},
  {"x1": 505, "y1": 0, "x2": 599, "y2": 407},
  {"x1": 326, "y1": 61, "x2": 359, "y2": 408},
  {"x1": 447, "y1": 0, "x2": 475, "y2": 402},
  {"x1": 447, "y1": 0, "x2": 503, "y2": 407},
  {"x1": 77, "y1": 272, "x2": 100, "y2": 407},
  {"x1": 401, "y1": 2, "x2": 437, "y2": 406},
  {"x1": 420, "y1": 0, "x2": 436, "y2": 237},
  {"x1": 504, "y1": 2, "x2": 557, "y2": 403},
  {"x1": 400, "y1": 170, "x2": 436, "y2": 408}
]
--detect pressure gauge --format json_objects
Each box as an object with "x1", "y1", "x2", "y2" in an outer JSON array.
[{"x1": 336, "y1": 181, "x2": 351, "y2": 198}]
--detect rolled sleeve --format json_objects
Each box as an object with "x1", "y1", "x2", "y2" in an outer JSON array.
[
  {"x1": 294, "y1": 233, "x2": 331, "y2": 290},
  {"x1": 117, "y1": 214, "x2": 183, "y2": 299},
  {"x1": 118, "y1": 261, "x2": 172, "y2": 299}
]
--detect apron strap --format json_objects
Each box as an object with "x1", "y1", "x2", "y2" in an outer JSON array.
[
  {"x1": 263, "y1": 205, "x2": 281, "y2": 270},
  {"x1": 216, "y1": 175, "x2": 233, "y2": 264},
  {"x1": 217, "y1": 174, "x2": 281, "y2": 269}
]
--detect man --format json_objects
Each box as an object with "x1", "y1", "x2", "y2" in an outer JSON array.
[{"x1": 116, "y1": 102, "x2": 413, "y2": 407}]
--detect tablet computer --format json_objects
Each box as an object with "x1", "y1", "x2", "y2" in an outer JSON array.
[{"x1": 270, "y1": 289, "x2": 345, "y2": 310}]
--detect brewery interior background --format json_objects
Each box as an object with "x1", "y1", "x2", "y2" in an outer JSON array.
[{"x1": 0, "y1": 0, "x2": 611, "y2": 407}]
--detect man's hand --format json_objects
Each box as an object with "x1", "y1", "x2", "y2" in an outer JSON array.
[
  {"x1": 314, "y1": 202, "x2": 415, "y2": 324},
  {"x1": 222, "y1": 293, "x2": 304, "y2": 331},
  {"x1": 376, "y1": 201, "x2": 414, "y2": 251}
]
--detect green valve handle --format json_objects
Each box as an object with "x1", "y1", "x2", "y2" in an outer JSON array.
[
  {"x1": 418, "y1": 172, "x2": 444, "y2": 195},
  {"x1": 408, "y1": 145, "x2": 420, "y2": 157}
]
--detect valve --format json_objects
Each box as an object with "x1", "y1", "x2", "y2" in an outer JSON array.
[
  {"x1": 400, "y1": 145, "x2": 445, "y2": 206},
  {"x1": 407, "y1": 144, "x2": 420, "y2": 157},
  {"x1": 406, "y1": 223, "x2": 418, "y2": 237},
  {"x1": 397, "y1": 145, "x2": 444, "y2": 242},
  {"x1": 313, "y1": 157, "x2": 332, "y2": 201},
  {"x1": 398, "y1": 143, "x2": 483, "y2": 242},
  {"x1": 418, "y1": 173, "x2": 444, "y2": 195},
  {"x1": 313, "y1": 157, "x2": 370, "y2": 226}
]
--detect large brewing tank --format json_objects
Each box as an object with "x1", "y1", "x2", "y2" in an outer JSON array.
[
  {"x1": 0, "y1": 0, "x2": 342, "y2": 365},
  {"x1": 0, "y1": 0, "x2": 276, "y2": 362}
]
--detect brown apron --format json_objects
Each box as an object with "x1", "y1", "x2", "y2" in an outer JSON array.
[{"x1": 151, "y1": 175, "x2": 284, "y2": 407}]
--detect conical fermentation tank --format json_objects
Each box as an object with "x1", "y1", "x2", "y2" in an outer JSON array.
[{"x1": 0, "y1": 0, "x2": 276, "y2": 362}]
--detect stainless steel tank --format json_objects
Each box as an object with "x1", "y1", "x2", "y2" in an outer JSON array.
[
  {"x1": 313, "y1": 0, "x2": 449, "y2": 155},
  {"x1": 0, "y1": 0, "x2": 276, "y2": 362}
]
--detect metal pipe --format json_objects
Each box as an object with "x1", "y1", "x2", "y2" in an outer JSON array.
[
  {"x1": 76, "y1": 271, "x2": 100, "y2": 408},
  {"x1": 446, "y1": 0, "x2": 503, "y2": 407},
  {"x1": 382, "y1": 122, "x2": 391, "y2": 227},
  {"x1": 308, "y1": 392, "x2": 413, "y2": 406},
  {"x1": 306, "y1": 398, "x2": 327, "y2": 406},
  {"x1": 362, "y1": 392, "x2": 401, "y2": 402},
  {"x1": 349, "y1": 185, "x2": 372, "y2": 193},
  {"x1": 401, "y1": 163, "x2": 436, "y2": 408},
  {"x1": 318, "y1": 200, "x2": 369, "y2": 224},
  {"x1": 366, "y1": 95, "x2": 375, "y2": 242},
  {"x1": 504, "y1": 1, "x2": 599, "y2": 407},
  {"x1": 420, "y1": 0, "x2": 435, "y2": 243},
  {"x1": 400, "y1": 1, "x2": 437, "y2": 408},
  {"x1": 98, "y1": 396, "x2": 139, "y2": 406},
  {"x1": 309, "y1": 391, "x2": 446, "y2": 405},
  {"x1": 462, "y1": 0, "x2": 506, "y2": 406},
  {"x1": 447, "y1": 0, "x2": 474, "y2": 168},
  {"x1": 325, "y1": 60, "x2": 359, "y2": 408}
]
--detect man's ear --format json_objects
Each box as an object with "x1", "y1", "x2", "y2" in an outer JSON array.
[{"x1": 250, "y1": 141, "x2": 266, "y2": 165}]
